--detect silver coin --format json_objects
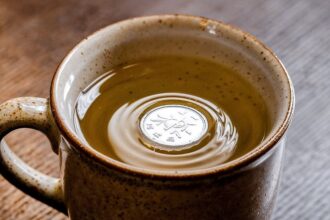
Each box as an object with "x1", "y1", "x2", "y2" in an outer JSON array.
[{"x1": 139, "y1": 105, "x2": 208, "y2": 150}]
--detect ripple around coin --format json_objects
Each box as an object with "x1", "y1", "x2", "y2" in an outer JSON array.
[{"x1": 107, "y1": 92, "x2": 239, "y2": 171}]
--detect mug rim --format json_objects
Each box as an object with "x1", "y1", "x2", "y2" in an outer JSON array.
[{"x1": 50, "y1": 14, "x2": 295, "y2": 179}]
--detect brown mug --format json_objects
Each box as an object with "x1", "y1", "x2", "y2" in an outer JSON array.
[{"x1": 0, "y1": 15, "x2": 294, "y2": 219}]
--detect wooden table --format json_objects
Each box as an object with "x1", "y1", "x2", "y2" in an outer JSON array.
[{"x1": 1, "y1": 0, "x2": 329, "y2": 219}]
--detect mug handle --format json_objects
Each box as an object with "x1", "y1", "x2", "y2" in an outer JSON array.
[{"x1": 0, "y1": 97, "x2": 67, "y2": 214}]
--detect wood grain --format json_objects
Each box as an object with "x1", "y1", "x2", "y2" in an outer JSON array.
[{"x1": 1, "y1": 0, "x2": 329, "y2": 219}]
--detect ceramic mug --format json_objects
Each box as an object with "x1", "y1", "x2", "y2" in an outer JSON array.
[{"x1": 0, "y1": 15, "x2": 294, "y2": 220}]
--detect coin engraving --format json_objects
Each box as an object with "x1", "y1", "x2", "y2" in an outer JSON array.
[{"x1": 140, "y1": 105, "x2": 208, "y2": 148}]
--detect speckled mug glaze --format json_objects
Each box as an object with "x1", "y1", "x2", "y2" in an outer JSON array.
[{"x1": 0, "y1": 15, "x2": 294, "y2": 220}]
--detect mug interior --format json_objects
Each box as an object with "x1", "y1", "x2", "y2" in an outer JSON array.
[{"x1": 51, "y1": 15, "x2": 294, "y2": 176}]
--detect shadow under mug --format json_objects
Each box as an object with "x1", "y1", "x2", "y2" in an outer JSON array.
[{"x1": 0, "y1": 15, "x2": 294, "y2": 220}]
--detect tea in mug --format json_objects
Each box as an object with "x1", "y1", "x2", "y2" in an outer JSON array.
[{"x1": 74, "y1": 55, "x2": 270, "y2": 171}]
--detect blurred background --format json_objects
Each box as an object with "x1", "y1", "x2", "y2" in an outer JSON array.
[{"x1": 0, "y1": 0, "x2": 329, "y2": 219}]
